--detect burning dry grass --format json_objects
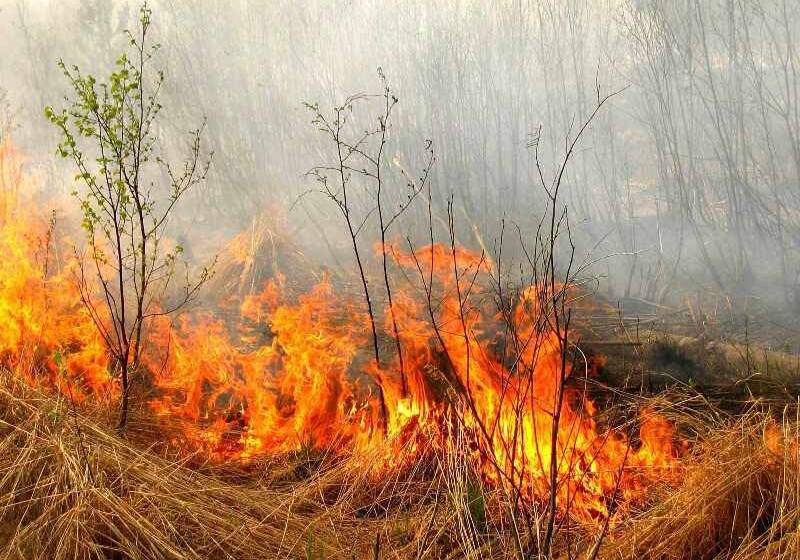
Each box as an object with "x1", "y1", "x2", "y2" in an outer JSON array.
[
  {"x1": 0, "y1": 137, "x2": 686, "y2": 555},
  {"x1": 2, "y1": 140, "x2": 800, "y2": 559},
  {"x1": 0, "y1": 374, "x2": 340, "y2": 559},
  {"x1": 603, "y1": 406, "x2": 800, "y2": 560},
  {"x1": 0, "y1": 367, "x2": 797, "y2": 559}
]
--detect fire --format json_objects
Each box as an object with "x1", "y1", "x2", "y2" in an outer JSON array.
[
  {"x1": 147, "y1": 276, "x2": 378, "y2": 456},
  {"x1": 144, "y1": 243, "x2": 679, "y2": 520},
  {"x1": 0, "y1": 138, "x2": 111, "y2": 400},
  {"x1": 0, "y1": 138, "x2": 679, "y2": 522}
]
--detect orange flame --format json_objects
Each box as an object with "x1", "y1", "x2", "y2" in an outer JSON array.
[
  {"x1": 0, "y1": 138, "x2": 111, "y2": 400},
  {"x1": 0, "y1": 139, "x2": 680, "y2": 521}
]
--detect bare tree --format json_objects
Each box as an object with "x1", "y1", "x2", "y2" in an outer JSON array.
[{"x1": 305, "y1": 71, "x2": 433, "y2": 406}]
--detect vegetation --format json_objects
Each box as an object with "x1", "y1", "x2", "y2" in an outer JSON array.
[
  {"x1": 44, "y1": 3, "x2": 212, "y2": 430},
  {"x1": 0, "y1": 1, "x2": 798, "y2": 559},
  {"x1": 0, "y1": 353, "x2": 797, "y2": 559}
]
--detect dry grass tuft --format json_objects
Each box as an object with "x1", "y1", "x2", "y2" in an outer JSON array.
[
  {"x1": 604, "y1": 408, "x2": 800, "y2": 560},
  {"x1": 0, "y1": 373, "x2": 339, "y2": 560}
]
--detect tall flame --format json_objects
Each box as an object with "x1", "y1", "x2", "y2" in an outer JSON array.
[
  {"x1": 0, "y1": 139, "x2": 111, "y2": 400},
  {"x1": 0, "y1": 139, "x2": 678, "y2": 522}
]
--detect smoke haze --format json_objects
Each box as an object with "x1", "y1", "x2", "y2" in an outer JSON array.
[{"x1": 3, "y1": 0, "x2": 800, "y2": 343}]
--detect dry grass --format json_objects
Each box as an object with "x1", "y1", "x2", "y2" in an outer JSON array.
[
  {"x1": 0, "y1": 369, "x2": 798, "y2": 559},
  {"x1": 0, "y1": 373, "x2": 339, "y2": 559},
  {"x1": 604, "y1": 406, "x2": 800, "y2": 560}
]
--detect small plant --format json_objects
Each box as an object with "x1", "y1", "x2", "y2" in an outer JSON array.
[
  {"x1": 466, "y1": 479, "x2": 488, "y2": 535},
  {"x1": 45, "y1": 2, "x2": 212, "y2": 431},
  {"x1": 305, "y1": 532, "x2": 326, "y2": 560}
]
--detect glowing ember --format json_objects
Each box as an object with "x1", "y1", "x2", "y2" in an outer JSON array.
[{"x1": 0, "y1": 139, "x2": 679, "y2": 521}]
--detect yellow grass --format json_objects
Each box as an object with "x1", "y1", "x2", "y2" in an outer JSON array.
[{"x1": 0, "y1": 370, "x2": 797, "y2": 559}]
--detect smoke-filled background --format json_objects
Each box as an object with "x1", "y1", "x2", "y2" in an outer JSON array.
[{"x1": 2, "y1": 0, "x2": 800, "y2": 343}]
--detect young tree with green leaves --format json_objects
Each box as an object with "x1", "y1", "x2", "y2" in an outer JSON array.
[{"x1": 45, "y1": 2, "x2": 212, "y2": 431}]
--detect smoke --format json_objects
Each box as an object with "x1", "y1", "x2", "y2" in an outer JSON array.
[{"x1": 2, "y1": 0, "x2": 800, "y2": 336}]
